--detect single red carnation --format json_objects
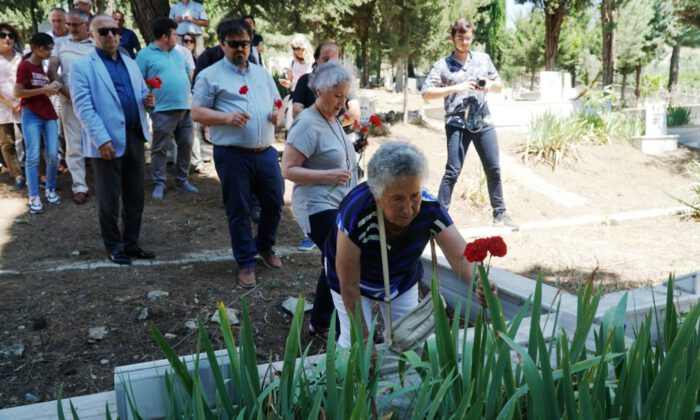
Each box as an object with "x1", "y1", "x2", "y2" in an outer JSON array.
[
  {"x1": 353, "y1": 120, "x2": 359, "y2": 129},
  {"x1": 145, "y1": 77, "x2": 162, "y2": 90},
  {"x1": 487, "y1": 236, "x2": 507, "y2": 257},
  {"x1": 464, "y1": 240, "x2": 488, "y2": 263},
  {"x1": 360, "y1": 125, "x2": 369, "y2": 134},
  {"x1": 239, "y1": 85, "x2": 249, "y2": 95},
  {"x1": 369, "y1": 115, "x2": 382, "y2": 127},
  {"x1": 274, "y1": 99, "x2": 283, "y2": 109}
]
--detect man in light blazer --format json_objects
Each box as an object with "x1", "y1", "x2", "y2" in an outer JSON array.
[{"x1": 70, "y1": 15, "x2": 156, "y2": 265}]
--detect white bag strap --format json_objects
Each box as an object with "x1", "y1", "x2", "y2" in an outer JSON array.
[
  {"x1": 378, "y1": 204, "x2": 439, "y2": 343},
  {"x1": 430, "y1": 235, "x2": 440, "y2": 289},
  {"x1": 376, "y1": 204, "x2": 394, "y2": 341}
]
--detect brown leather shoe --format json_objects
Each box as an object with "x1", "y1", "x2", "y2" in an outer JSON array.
[
  {"x1": 73, "y1": 192, "x2": 87, "y2": 205},
  {"x1": 259, "y1": 250, "x2": 282, "y2": 269},
  {"x1": 238, "y1": 267, "x2": 256, "y2": 288}
]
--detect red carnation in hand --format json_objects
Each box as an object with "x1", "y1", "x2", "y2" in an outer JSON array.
[
  {"x1": 464, "y1": 238, "x2": 489, "y2": 262},
  {"x1": 239, "y1": 85, "x2": 249, "y2": 95},
  {"x1": 369, "y1": 114, "x2": 382, "y2": 127},
  {"x1": 360, "y1": 125, "x2": 369, "y2": 134},
  {"x1": 274, "y1": 99, "x2": 283, "y2": 109},
  {"x1": 145, "y1": 77, "x2": 162, "y2": 90},
  {"x1": 487, "y1": 236, "x2": 507, "y2": 257}
]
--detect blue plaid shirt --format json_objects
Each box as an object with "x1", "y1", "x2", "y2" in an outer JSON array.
[{"x1": 422, "y1": 51, "x2": 499, "y2": 130}]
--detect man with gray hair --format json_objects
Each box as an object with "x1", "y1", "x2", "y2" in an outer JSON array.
[
  {"x1": 192, "y1": 19, "x2": 284, "y2": 288},
  {"x1": 47, "y1": 8, "x2": 68, "y2": 41},
  {"x1": 48, "y1": 8, "x2": 94, "y2": 205}
]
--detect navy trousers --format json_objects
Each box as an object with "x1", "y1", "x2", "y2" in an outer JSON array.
[
  {"x1": 438, "y1": 124, "x2": 506, "y2": 216},
  {"x1": 214, "y1": 146, "x2": 284, "y2": 268}
]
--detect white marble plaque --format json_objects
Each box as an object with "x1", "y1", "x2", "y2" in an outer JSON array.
[
  {"x1": 539, "y1": 71, "x2": 562, "y2": 101},
  {"x1": 358, "y1": 96, "x2": 375, "y2": 124},
  {"x1": 645, "y1": 101, "x2": 667, "y2": 137}
]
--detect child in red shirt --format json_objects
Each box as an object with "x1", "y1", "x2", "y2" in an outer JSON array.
[{"x1": 14, "y1": 33, "x2": 62, "y2": 214}]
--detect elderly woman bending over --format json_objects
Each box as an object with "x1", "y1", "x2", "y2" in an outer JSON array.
[
  {"x1": 324, "y1": 141, "x2": 497, "y2": 347},
  {"x1": 281, "y1": 61, "x2": 358, "y2": 339}
]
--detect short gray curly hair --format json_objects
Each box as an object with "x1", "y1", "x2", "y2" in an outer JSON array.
[
  {"x1": 308, "y1": 61, "x2": 351, "y2": 93},
  {"x1": 367, "y1": 141, "x2": 428, "y2": 197}
]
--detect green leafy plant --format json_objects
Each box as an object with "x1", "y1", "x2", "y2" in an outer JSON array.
[
  {"x1": 522, "y1": 111, "x2": 580, "y2": 169},
  {"x1": 57, "y1": 270, "x2": 700, "y2": 419},
  {"x1": 667, "y1": 105, "x2": 692, "y2": 127}
]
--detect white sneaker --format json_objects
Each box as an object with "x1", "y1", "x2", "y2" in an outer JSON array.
[
  {"x1": 29, "y1": 196, "x2": 44, "y2": 214},
  {"x1": 46, "y1": 189, "x2": 61, "y2": 205}
]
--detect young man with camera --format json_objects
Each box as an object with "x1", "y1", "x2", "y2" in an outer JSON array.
[{"x1": 421, "y1": 18, "x2": 517, "y2": 228}]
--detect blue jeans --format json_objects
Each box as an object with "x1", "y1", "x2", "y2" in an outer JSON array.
[
  {"x1": 214, "y1": 146, "x2": 284, "y2": 268},
  {"x1": 22, "y1": 108, "x2": 58, "y2": 197},
  {"x1": 438, "y1": 124, "x2": 505, "y2": 216}
]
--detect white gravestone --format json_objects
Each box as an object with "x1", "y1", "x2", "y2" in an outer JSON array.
[
  {"x1": 539, "y1": 71, "x2": 562, "y2": 101},
  {"x1": 632, "y1": 100, "x2": 677, "y2": 154},
  {"x1": 358, "y1": 97, "x2": 375, "y2": 124},
  {"x1": 645, "y1": 101, "x2": 667, "y2": 137}
]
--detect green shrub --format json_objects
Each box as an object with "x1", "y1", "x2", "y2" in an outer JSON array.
[
  {"x1": 523, "y1": 108, "x2": 644, "y2": 169},
  {"x1": 667, "y1": 106, "x2": 692, "y2": 127},
  {"x1": 522, "y1": 111, "x2": 581, "y2": 169}
]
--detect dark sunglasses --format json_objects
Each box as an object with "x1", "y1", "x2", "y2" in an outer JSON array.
[
  {"x1": 225, "y1": 40, "x2": 250, "y2": 49},
  {"x1": 183, "y1": 38, "x2": 195, "y2": 44},
  {"x1": 292, "y1": 47, "x2": 304, "y2": 51},
  {"x1": 67, "y1": 22, "x2": 85, "y2": 28},
  {"x1": 0, "y1": 32, "x2": 17, "y2": 40},
  {"x1": 97, "y1": 27, "x2": 120, "y2": 36}
]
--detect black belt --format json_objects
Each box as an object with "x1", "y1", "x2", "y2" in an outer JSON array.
[{"x1": 228, "y1": 145, "x2": 271, "y2": 153}]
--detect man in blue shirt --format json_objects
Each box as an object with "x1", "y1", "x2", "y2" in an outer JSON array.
[
  {"x1": 136, "y1": 18, "x2": 197, "y2": 200},
  {"x1": 70, "y1": 14, "x2": 155, "y2": 265},
  {"x1": 192, "y1": 19, "x2": 284, "y2": 288},
  {"x1": 113, "y1": 11, "x2": 140, "y2": 59},
  {"x1": 169, "y1": 0, "x2": 208, "y2": 55}
]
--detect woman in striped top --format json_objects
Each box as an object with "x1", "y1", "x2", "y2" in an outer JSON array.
[{"x1": 324, "y1": 141, "x2": 497, "y2": 348}]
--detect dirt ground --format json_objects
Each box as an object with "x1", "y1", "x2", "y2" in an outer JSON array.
[{"x1": 1, "y1": 88, "x2": 699, "y2": 408}]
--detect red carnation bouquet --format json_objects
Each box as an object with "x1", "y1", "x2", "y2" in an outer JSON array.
[
  {"x1": 144, "y1": 77, "x2": 162, "y2": 112},
  {"x1": 349, "y1": 114, "x2": 382, "y2": 148},
  {"x1": 464, "y1": 236, "x2": 506, "y2": 309}
]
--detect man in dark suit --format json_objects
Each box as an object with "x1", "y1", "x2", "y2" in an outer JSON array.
[{"x1": 70, "y1": 14, "x2": 156, "y2": 265}]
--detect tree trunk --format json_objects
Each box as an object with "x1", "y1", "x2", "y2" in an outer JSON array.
[
  {"x1": 395, "y1": 58, "x2": 404, "y2": 92},
  {"x1": 634, "y1": 62, "x2": 642, "y2": 101},
  {"x1": 30, "y1": 0, "x2": 38, "y2": 33},
  {"x1": 360, "y1": 33, "x2": 369, "y2": 87},
  {"x1": 530, "y1": 69, "x2": 535, "y2": 91},
  {"x1": 375, "y1": 52, "x2": 381, "y2": 83},
  {"x1": 403, "y1": 63, "x2": 408, "y2": 124},
  {"x1": 620, "y1": 73, "x2": 627, "y2": 103},
  {"x1": 601, "y1": 0, "x2": 616, "y2": 88},
  {"x1": 544, "y1": 2, "x2": 565, "y2": 71},
  {"x1": 668, "y1": 42, "x2": 681, "y2": 93},
  {"x1": 129, "y1": 0, "x2": 170, "y2": 44}
]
